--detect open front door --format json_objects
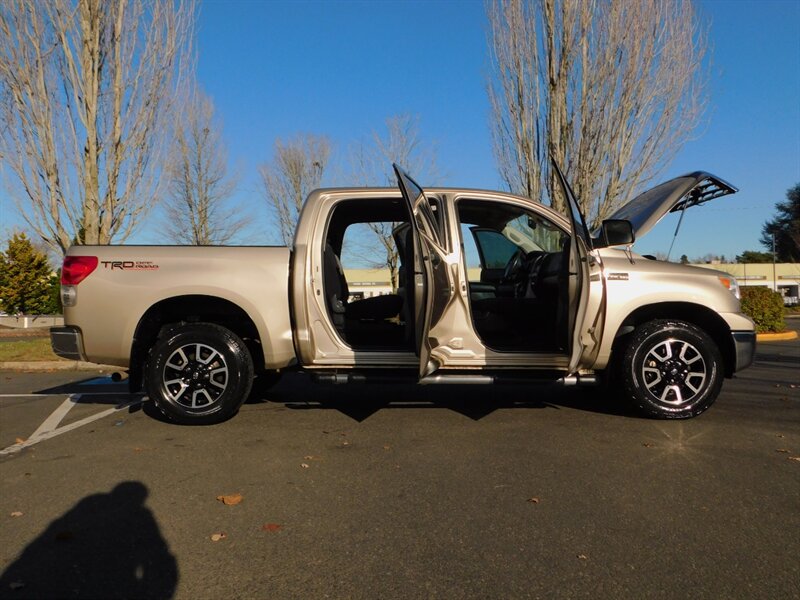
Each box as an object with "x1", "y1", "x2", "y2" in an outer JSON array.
[
  {"x1": 393, "y1": 164, "x2": 452, "y2": 378},
  {"x1": 551, "y1": 161, "x2": 606, "y2": 373}
]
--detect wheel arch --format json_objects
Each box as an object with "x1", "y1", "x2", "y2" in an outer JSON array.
[
  {"x1": 129, "y1": 295, "x2": 265, "y2": 392},
  {"x1": 611, "y1": 302, "x2": 736, "y2": 377}
]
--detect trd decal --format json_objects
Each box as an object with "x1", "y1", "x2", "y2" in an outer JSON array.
[{"x1": 101, "y1": 261, "x2": 159, "y2": 271}]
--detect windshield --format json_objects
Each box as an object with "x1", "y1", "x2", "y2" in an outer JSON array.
[{"x1": 502, "y1": 214, "x2": 564, "y2": 253}]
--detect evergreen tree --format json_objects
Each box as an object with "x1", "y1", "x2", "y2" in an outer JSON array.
[
  {"x1": 735, "y1": 250, "x2": 773, "y2": 263},
  {"x1": 0, "y1": 233, "x2": 56, "y2": 314},
  {"x1": 761, "y1": 183, "x2": 799, "y2": 262}
]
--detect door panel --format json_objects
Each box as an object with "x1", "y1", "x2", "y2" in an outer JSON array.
[
  {"x1": 393, "y1": 165, "x2": 455, "y2": 378},
  {"x1": 551, "y1": 161, "x2": 606, "y2": 372}
]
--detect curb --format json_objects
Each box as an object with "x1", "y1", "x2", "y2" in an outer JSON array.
[
  {"x1": 0, "y1": 361, "x2": 120, "y2": 372},
  {"x1": 757, "y1": 330, "x2": 799, "y2": 342}
]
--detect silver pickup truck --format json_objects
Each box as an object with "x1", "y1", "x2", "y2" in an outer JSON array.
[{"x1": 51, "y1": 165, "x2": 755, "y2": 424}]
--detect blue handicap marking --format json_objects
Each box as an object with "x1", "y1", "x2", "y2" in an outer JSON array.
[{"x1": 80, "y1": 376, "x2": 117, "y2": 386}]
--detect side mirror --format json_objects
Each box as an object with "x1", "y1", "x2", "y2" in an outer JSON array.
[{"x1": 596, "y1": 219, "x2": 635, "y2": 248}]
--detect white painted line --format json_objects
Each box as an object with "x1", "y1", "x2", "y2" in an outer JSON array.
[
  {"x1": 29, "y1": 394, "x2": 78, "y2": 438},
  {"x1": 0, "y1": 393, "x2": 133, "y2": 398},
  {"x1": 0, "y1": 396, "x2": 143, "y2": 457},
  {"x1": 0, "y1": 394, "x2": 73, "y2": 398}
]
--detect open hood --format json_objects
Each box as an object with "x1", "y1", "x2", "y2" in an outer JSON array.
[{"x1": 598, "y1": 172, "x2": 738, "y2": 240}]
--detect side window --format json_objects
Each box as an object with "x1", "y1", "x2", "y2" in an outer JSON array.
[
  {"x1": 457, "y1": 198, "x2": 567, "y2": 283},
  {"x1": 473, "y1": 229, "x2": 520, "y2": 269},
  {"x1": 428, "y1": 197, "x2": 448, "y2": 250}
]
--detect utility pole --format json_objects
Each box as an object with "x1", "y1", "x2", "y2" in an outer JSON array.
[{"x1": 772, "y1": 232, "x2": 777, "y2": 292}]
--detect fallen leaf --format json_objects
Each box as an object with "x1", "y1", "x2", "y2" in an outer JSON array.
[
  {"x1": 642, "y1": 442, "x2": 655, "y2": 448},
  {"x1": 789, "y1": 457, "x2": 800, "y2": 462},
  {"x1": 9, "y1": 582, "x2": 24, "y2": 590},
  {"x1": 527, "y1": 497, "x2": 540, "y2": 504},
  {"x1": 10, "y1": 511, "x2": 23, "y2": 518},
  {"x1": 262, "y1": 523, "x2": 282, "y2": 532},
  {"x1": 216, "y1": 493, "x2": 243, "y2": 506},
  {"x1": 776, "y1": 449, "x2": 790, "y2": 453},
  {"x1": 210, "y1": 532, "x2": 227, "y2": 542},
  {"x1": 300, "y1": 463, "x2": 309, "y2": 469},
  {"x1": 15, "y1": 438, "x2": 24, "y2": 445},
  {"x1": 577, "y1": 554, "x2": 588, "y2": 560}
]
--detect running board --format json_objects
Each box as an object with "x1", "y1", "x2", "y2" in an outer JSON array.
[{"x1": 311, "y1": 371, "x2": 598, "y2": 386}]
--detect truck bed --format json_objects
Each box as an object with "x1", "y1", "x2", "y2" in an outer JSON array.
[{"x1": 62, "y1": 245, "x2": 295, "y2": 368}]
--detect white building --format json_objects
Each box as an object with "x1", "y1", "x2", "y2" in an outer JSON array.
[{"x1": 694, "y1": 262, "x2": 800, "y2": 305}]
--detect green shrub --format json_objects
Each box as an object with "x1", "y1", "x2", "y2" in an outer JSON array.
[{"x1": 740, "y1": 287, "x2": 786, "y2": 333}]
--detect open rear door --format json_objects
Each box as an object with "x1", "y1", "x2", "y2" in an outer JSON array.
[
  {"x1": 393, "y1": 164, "x2": 452, "y2": 378},
  {"x1": 551, "y1": 161, "x2": 605, "y2": 373}
]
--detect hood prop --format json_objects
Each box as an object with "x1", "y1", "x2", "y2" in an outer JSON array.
[{"x1": 666, "y1": 188, "x2": 700, "y2": 261}]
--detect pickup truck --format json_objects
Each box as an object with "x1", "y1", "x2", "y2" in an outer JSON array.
[{"x1": 51, "y1": 164, "x2": 756, "y2": 424}]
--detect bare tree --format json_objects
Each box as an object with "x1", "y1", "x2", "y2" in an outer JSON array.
[
  {"x1": 352, "y1": 114, "x2": 439, "y2": 187},
  {"x1": 350, "y1": 114, "x2": 439, "y2": 289},
  {"x1": 258, "y1": 134, "x2": 331, "y2": 245},
  {"x1": 0, "y1": 0, "x2": 195, "y2": 255},
  {"x1": 487, "y1": 0, "x2": 708, "y2": 226},
  {"x1": 161, "y1": 90, "x2": 247, "y2": 245}
]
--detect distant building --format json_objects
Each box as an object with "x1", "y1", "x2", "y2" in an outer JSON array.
[
  {"x1": 342, "y1": 269, "x2": 394, "y2": 300},
  {"x1": 344, "y1": 263, "x2": 800, "y2": 306},
  {"x1": 693, "y1": 263, "x2": 800, "y2": 305}
]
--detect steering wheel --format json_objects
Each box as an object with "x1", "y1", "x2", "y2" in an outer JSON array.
[{"x1": 502, "y1": 249, "x2": 526, "y2": 284}]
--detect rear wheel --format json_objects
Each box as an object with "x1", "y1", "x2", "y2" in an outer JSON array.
[
  {"x1": 619, "y1": 319, "x2": 723, "y2": 419},
  {"x1": 145, "y1": 323, "x2": 253, "y2": 424}
]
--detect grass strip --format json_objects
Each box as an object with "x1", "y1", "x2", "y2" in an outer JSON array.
[{"x1": 0, "y1": 338, "x2": 66, "y2": 362}]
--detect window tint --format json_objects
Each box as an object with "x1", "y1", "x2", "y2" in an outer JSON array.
[{"x1": 473, "y1": 229, "x2": 520, "y2": 269}]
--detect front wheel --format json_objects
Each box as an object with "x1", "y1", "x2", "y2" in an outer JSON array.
[
  {"x1": 619, "y1": 320, "x2": 723, "y2": 419},
  {"x1": 145, "y1": 323, "x2": 254, "y2": 424}
]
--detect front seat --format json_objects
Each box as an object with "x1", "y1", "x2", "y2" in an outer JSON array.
[{"x1": 323, "y1": 243, "x2": 403, "y2": 333}]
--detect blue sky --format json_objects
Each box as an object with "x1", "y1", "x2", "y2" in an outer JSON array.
[{"x1": 2, "y1": 0, "x2": 799, "y2": 260}]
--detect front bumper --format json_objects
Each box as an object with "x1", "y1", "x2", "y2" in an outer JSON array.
[
  {"x1": 50, "y1": 326, "x2": 86, "y2": 361},
  {"x1": 731, "y1": 331, "x2": 756, "y2": 372}
]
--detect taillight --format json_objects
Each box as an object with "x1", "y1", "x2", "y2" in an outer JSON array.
[{"x1": 61, "y1": 256, "x2": 98, "y2": 285}]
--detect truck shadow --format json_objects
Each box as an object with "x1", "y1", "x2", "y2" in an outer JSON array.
[
  {"x1": 32, "y1": 373, "x2": 635, "y2": 423},
  {"x1": 34, "y1": 376, "x2": 145, "y2": 413},
  {"x1": 252, "y1": 373, "x2": 635, "y2": 422}
]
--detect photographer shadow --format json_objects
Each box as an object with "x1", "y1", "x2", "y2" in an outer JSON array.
[{"x1": 0, "y1": 481, "x2": 177, "y2": 599}]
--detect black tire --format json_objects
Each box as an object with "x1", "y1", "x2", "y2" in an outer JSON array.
[
  {"x1": 145, "y1": 323, "x2": 253, "y2": 424},
  {"x1": 619, "y1": 319, "x2": 723, "y2": 419}
]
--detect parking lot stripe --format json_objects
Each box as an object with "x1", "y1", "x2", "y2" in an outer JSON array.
[
  {"x1": 0, "y1": 395, "x2": 142, "y2": 457},
  {"x1": 29, "y1": 394, "x2": 78, "y2": 438}
]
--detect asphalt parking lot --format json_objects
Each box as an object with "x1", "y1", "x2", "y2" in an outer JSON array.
[{"x1": 1, "y1": 327, "x2": 798, "y2": 599}]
